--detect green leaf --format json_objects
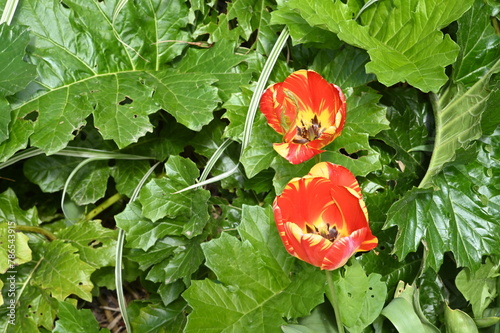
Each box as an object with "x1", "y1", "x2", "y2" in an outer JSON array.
[
  {"x1": 381, "y1": 282, "x2": 439, "y2": 333},
  {"x1": 0, "y1": 24, "x2": 36, "y2": 98},
  {"x1": 111, "y1": 160, "x2": 155, "y2": 197},
  {"x1": 311, "y1": 47, "x2": 376, "y2": 89},
  {"x1": 241, "y1": 113, "x2": 280, "y2": 178},
  {"x1": 183, "y1": 205, "x2": 325, "y2": 332},
  {"x1": 334, "y1": 261, "x2": 387, "y2": 333},
  {"x1": 323, "y1": 86, "x2": 389, "y2": 176},
  {"x1": 376, "y1": 87, "x2": 430, "y2": 177},
  {"x1": 444, "y1": 303, "x2": 478, "y2": 333},
  {"x1": 0, "y1": 223, "x2": 31, "y2": 273},
  {"x1": 56, "y1": 220, "x2": 117, "y2": 268},
  {"x1": 139, "y1": 156, "x2": 210, "y2": 238},
  {"x1": 292, "y1": 303, "x2": 337, "y2": 333},
  {"x1": 115, "y1": 201, "x2": 182, "y2": 251},
  {"x1": 419, "y1": 16, "x2": 500, "y2": 187},
  {"x1": 175, "y1": 39, "x2": 251, "y2": 100},
  {"x1": 32, "y1": 241, "x2": 95, "y2": 302},
  {"x1": 281, "y1": 0, "x2": 474, "y2": 92},
  {"x1": 130, "y1": 300, "x2": 186, "y2": 333},
  {"x1": 53, "y1": 301, "x2": 110, "y2": 333},
  {"x1": 1, "y1": 0, "x2": 224, "y2": 158},
  {"x1": 455, "y1": 258, "x2": 500, "y2": 318},
  {"x1": 452, "y1": 1, "x2": 500, "y2": 88},
  {"x1": 384, "y1": 134, "x2": 500, "y2": 271},
  {"x1": 0, "y1": 188, "x2": 41, "y2": 227},
  {"x1": 271, "y1": 2, "x2": 341, "y2": 48}
]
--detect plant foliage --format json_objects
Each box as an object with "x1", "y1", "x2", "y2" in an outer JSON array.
[{"x1": 0, "y1": 0, "x2": 499, "y2": 332}]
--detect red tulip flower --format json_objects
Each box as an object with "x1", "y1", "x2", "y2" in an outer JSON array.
[
  {"x1": 260, "y1": 70, "x2": 346, "y2": 164},
  {"x1": 273, "y1": 162, "x2": 378, "y2": 270}
]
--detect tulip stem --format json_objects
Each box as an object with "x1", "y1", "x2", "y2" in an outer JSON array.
[{"x1": 325, "y1": 270, "x2": 344, "y2": 333}]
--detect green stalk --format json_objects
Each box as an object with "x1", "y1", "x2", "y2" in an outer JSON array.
[
  {"x1": 325, "y1": 270, "x2": 345, "y2": 333},
  {"x1": 84, "y1": 193, "x2": 124, "y2": 221},
  {"x1": 15, "y1": 225, "x2": 57, "y2": 241}
]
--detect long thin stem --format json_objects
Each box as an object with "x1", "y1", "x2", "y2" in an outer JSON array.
[{"x1": 325, "y1": 270, "x2": 345, "y2": 333}]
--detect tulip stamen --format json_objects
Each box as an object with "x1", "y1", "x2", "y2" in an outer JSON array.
[
  {"x1": 305, "y1": 223, "x2": 339, "y2": 243},
  {"x1": 292, "y1": 115, "x2": 325, "y2": 144}
]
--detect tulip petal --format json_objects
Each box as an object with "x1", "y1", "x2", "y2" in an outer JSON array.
[
  {"x1": 300, "y1": 233, "x2": 333, "y2": 267},
  {"x1": 321, "y1": 228, "x2": 369, "y2": 270},
  {"x1": 276, "y1": 177, "x2": 335, "y2": 231},
  {"x1": 260, "y1": 82, "x2": 297, "y2": 134},
  {"x1": 282, "y1": 70, "x2": 346, "y2": 123},
  {"x1": 282, "y1": 222, "x2": 311, "y2": 263},
  {"x1": 273, "y1": 142, "x2": 324, "y2": 165},
  {"x1": 309, "y1": 162, "x2": 362, "y2": 197}
]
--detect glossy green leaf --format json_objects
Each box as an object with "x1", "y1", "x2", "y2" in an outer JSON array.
[
  {"x1": 455, "y1": 258, "x2": 500, "y2": 318},
  {"x1": 183, "y1": 205, "x2": 325, "y2": 332},
  {"x1": 444, "y1": 303, "x2": 478, "y2": 333},
  {"x1": 452, "y1": 1, "x2": 500, "y2": 88},
  {"x1": 175, "y1": 39, "x2": 251, "y2": 100},
  {"x1": 53, "y1": 301, "x2": 110, "y2": 333},
  {"x1": 279, "y1": 0, "x2": 473, "y2": 92},
  {"x1": 0, "y1": 24, "x2": 36, "y2": 98},
  {"x1": 419, "y1": 7, "x2": 500, "y2": 186},
  {"x1": 381, "y1": 282, "x2": 439, "y2": 333},
  {"x1": 376, "y1": 87, "x2": 430, "y2": 177},
  {"x1": 386, "y1": 128, "x2": 500, "y2": 271},
  {"x1": 111, "y1": 160, "x2": 154, "y2": 197},
  {"x1": 0, "y1": 188, "x2": 41, "y2": 227}
]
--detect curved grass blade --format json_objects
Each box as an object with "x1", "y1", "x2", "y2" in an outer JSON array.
[
  {"x1": 175, "y1": 27, "x2": 290, "y2": 193},
  {"x1": 0, "y1": 146, "x2": 152, "y2": 170},
  {"x1": 115, "y1": 161, "x2": 160, "y2": 333},
  {"x1": 0, "y1": 0, "x2": 20, "y2": 25}
]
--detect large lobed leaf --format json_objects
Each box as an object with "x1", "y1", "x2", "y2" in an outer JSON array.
[
  {"x1": 183, "y1": 205, "x2": 326, "y2": 332},
  {"x1": 419, "y1": 1, "x2": 500, "y2": 186},
  {"x1": 275, "y1": 0, "x2": 474, "y2": 93},
  {"x1": 0, "y1": 0, "x2": 257, "y2": 161},
  {"x1": 384, "y1": 130, "x2": 500, "y2": 272}
]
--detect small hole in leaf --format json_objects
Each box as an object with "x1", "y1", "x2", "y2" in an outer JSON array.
[
  {"x1": 87, "y1": 240, "x2": 103, "y2": 248},
  {"x1": 133, "y1": 114, "x2": 138, "y2": 119},
  {"x1": 369, "y1": 287, "x2": 373, "y2": 291},
  {"x1": 347, "y1": 292, "x2": 352, "y2": 298},
  {"x1": 118, "y1": 96, "x2": 133, "y2": 105},
  {"x1": 78, "y1": 282, "x2": 83, "y2": 285},
  {"x1": 23, "y1": 110, "x2": 39, "y2": 122},
  {"x1": 379, "y1": 245, "x2": 386, "y2": 251},
  {"x1": 339, "y1": 148, "x2": 359, "y2": 159},
  {"x1": 371, "y1": 295, "x2": 375, "y2": 298},
  {"x1": 150, "y1": 89, "x2": 155, "y2": 98},
  {"x1": 60, "y1": 1, "x2": 70, "y2": 9}
]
